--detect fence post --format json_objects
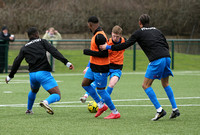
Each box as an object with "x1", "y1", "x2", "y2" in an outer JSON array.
[
  {"x1": 171, "y1": 40, "x2": 174, "y2": 70},
  {"x1": 133, "y1": 43, "x2": 136, "y2": 71},
  {"x1": 50, "y1": 41, "x2": 53, "y2": 70},
  {"x1": 5, "y1": 42, "x2": 9, "y2": 73}
]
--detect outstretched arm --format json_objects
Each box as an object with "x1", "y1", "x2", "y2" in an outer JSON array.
[
  {"x1": 100, "y1": 32, "x2": 137, "y2": 51},
  {"x1": 84, "y1": 33, "x2": 108, "y2": 57},
  {"x1": 43, "y1": 39, "x2": 74, "y2": 70},
  {"x1": 6, "y1": 48, "x2": 25, "y2": 83},
  {"x1": 83, "y1": 49, "x2": 108, "y2": 57}
]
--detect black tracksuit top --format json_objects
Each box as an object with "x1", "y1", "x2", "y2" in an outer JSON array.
[
  {"x1": 9, "y1": 38, "x2": 69, "y2": 78},
  {"x1": 111, "y1": 27, "x2": 170, "y2": 62}
]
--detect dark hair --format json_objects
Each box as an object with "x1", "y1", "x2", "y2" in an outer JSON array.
[
  {"x1": 27, "y1": 27, "x2": 38, "y2": 38},
  {"x1": 88, "y1": 16, "x2": 99, "y2": 23},
  {"x1": 139, "y1": 14, "x2": 150, "y2": 27},
  {"x1": 2, "y1": 26, "x2": 7, "y2": 31}
]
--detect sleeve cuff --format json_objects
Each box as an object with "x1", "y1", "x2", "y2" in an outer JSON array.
[
  {"x1": 66, "y1": 62, "x2": 72, "y2": 67},
  {"x1": 7, "y1": 76, "x2": 12, "y2": 81},
  {"x1": 106, "y1": 45, "x2": 112, "y2": 50}
]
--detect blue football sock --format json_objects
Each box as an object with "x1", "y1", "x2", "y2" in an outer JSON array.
[
  {"x1": 83, "y1": 86, "x2": 100, "y2": 103},
  {"x1": 85, "y1": 92, "x2": 89, "y2": 97},
  {"x1": 97, "y1": 89, "x2": 115, "y2": 110},
  {"x1": 27, "y1": 90, "x2": 37, "y2": 110},
  {"x1": 91, "y1": 82, "x2": 96, "y2": 90},
  {"x1": 106, "y1": 86, "x2": 113, "y2": 95},
  {"x1": 100, "y1": 87, "x2": 113, "y2": 103},
  {"x1": 145, "y1": 87, "x2": 161, "y2": 109},
  {"x1": 84, "y1": 82, "x2": 96, "y2": 97},
  {"x1": 45, "y1": 93, "x2": 60, "y2": 105},
  {"x1": 164, "y1": 85, "x2": 177, "y2": 109}
]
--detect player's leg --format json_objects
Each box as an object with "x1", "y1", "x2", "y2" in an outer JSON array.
[
  {"x1": 106, "y1": 69, "x2": 121, "y2": 95},
  {"x1": 161, "y1": 76, "x2": 180, "y2": 119},
  {"x1": 144, "y1": 58, "x2": 167, "y2": 121},
  {"x1": 143, "y1": 77, "x2": 162, "y2": 110},
  {"x1": 95, "y1": 72, "x2": 120, "y2": 119},
  {"x1": 106, "y1": 76, "x2": 118, "y2": 95},
  {"x1": 26, "y1": 88, "x2": 39, "y2": 114},
  {"x1": 161, "y1": 76, "x2": 177, "y2": 109},
  {"x1": 162, "y1": 57, "x2": 180, "y2": 119},
  {"x1": 80, "y1": 81, "x2": 96, "y2": 103},
  {"x1": 26, "y1": 72, "x2": 41, "y2": 114},
  {"x1": 143, "y1": 77, "x2": 166, "y2": 121},
  {"x1": 37, "y1": 71, "x2": 60, "y2": 115},
  {"x1": 45, "y1": 86, "x2": 61, "y2": 104},
  {"x1": 80, "y1": 92, "x2": 89, "y2": 103},
  {"x1": 82, "y1": 68, "x2": 101, "y2": 104},
  {"x1": 39, "y1": 86, "x2": 61, "y2": 115}
]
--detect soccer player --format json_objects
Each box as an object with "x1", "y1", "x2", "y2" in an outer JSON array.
[
  {"x1": 100, "y1": 14, "x2": 180, "y2": 121},
  {"x1": 80, "y1": 25, "x2": 126, "y2": 103},
  {"x1": 82, "y1": 16, "x2": 120, "y2": 119},
  {"x1": 5, "y1": 27, "x2": 74, "y2": 115}
]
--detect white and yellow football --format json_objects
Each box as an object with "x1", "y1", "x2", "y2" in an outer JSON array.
[{"x1": 88, "y1": 101, "x2": 98, "y2": 113}]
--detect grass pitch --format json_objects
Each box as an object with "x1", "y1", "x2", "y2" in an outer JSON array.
[{"x1": 0, "y1": 71, "x2": 200, "y2": 135}]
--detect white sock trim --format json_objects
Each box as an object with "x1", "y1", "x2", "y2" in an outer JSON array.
[
  {"x1": 156, "y1": 107, "x2": 163, "y2": 112},
  {"x1": 112, "y1": 109, "x2": 119, "y2": 114},
  {"x1": 97, "y1": 101, "x2": 104, "y2": 109},
  {"x1": 172, "y1": 108, "x2": 178, "y2": 111}
]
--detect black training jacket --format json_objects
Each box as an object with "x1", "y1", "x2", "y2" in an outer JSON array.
[
  {"x1": 111, "y1": 27, "x2": 170, "y2": 62},
  {"x1": 9, "y1": 38, "x2": 69, "y2": 78}
]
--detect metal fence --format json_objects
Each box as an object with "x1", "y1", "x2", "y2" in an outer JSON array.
[{"x1": 1, "y1": 39, "x2": 200, "y2": 73}]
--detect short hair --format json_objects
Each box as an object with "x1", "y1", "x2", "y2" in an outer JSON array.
[
  {"x1": 49, "y1": 27, "x2": 55, "y2": 31},
  {"x1": 139, "y1": 14, "x2": 150, "y2": 26},
  {"x1": 88, "y1": 16, "x2": 99, "y2": 23},
  {"x1": 112, "y1": 25, "x2": 123, "y2": 35},
  {"x1": 2, "y1": 26, "x2": 7, "y2": 31},
  {"x1": 27, "y1": 27, "x2": 38, "y2": 38}
]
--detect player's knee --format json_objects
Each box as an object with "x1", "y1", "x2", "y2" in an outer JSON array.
[
  {"x1": 31, "y1": 88, "x2": 39, "y2": 93},
  {"x1": 81, "y1": 82, "x2": 85, "y2": 87},
  {"x1": 142, "y1": 83, "x2": 147, "y2": 90},
  {"x1": 109, "y1": 84, "x2": 115, "y2": 88},
  {"x1": 162, "y1": 84, "x2": 168, "y2": 88},
  {"x1": 82, "y1": 81, "x2": 88, "y2": 87}
]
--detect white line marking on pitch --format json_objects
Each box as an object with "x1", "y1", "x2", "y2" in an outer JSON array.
[
  {"x1": 3, "y1": 91, "x2": 13, "y2": 93},
  {"x1": 0, "y1": 104, "x2": 200, "y2": 108},
  {"x1": 54, "y1": 97, "x2": 200, "y2": 104},
  {"x1": 0, "y1": 80, "x2": 62, "y2": 84},
  {"x1": 0, "y1": 71, "x2": 200, "y2": 78},
  {"x1": 0, "y1": 97, "x2": 199, "y2": 107}
]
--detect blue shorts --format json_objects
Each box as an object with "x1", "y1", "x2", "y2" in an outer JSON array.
[
  {"x1": 145, "y1": 57, "x2": 173, "y2": 80},
  {"x1": 29, "y1": 71, "x2": 58, "y2": 91},
  {"x1": 84, "y1": 67, "x2": 108, "y2": 88},
  {"x1": 109, "y1": 69, "x2": 122, "y2": 80}
]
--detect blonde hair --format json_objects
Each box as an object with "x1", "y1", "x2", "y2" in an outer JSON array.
[
  {"x1": 112, "y1": 25, "x2": 122, "y2": 35},
  {"x1": 49, "y1": 27, "x2": 55, "y2": 31}
]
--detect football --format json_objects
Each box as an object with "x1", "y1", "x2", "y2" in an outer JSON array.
[{"x1": 88, "y1": 101, "x2": 98, "y2": 113}]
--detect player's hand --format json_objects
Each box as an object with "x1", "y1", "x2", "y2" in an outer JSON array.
[
  {"x1": 66, "y1": 62, "x2": 74, "y2": 70},
  {"x1": 5, "y1": 76, "x2": 12, "y2": 84},
  {"x1": 69, "y1": 64, "x2": 74, "y2": 70},
  {"x1": 99, "y1": 43, "x2": 108, "y2": 51},
  {"x1": 83, "y1": 67, "x2": 89, "y2": 74}
]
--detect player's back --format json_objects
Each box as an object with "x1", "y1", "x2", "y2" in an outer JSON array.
[
  {"x1": 22, "y1": 38, "x2": 52, "y2": 72},
  {"x1": 135, "y1": 27, "x2": 170, "y2": 62}
]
